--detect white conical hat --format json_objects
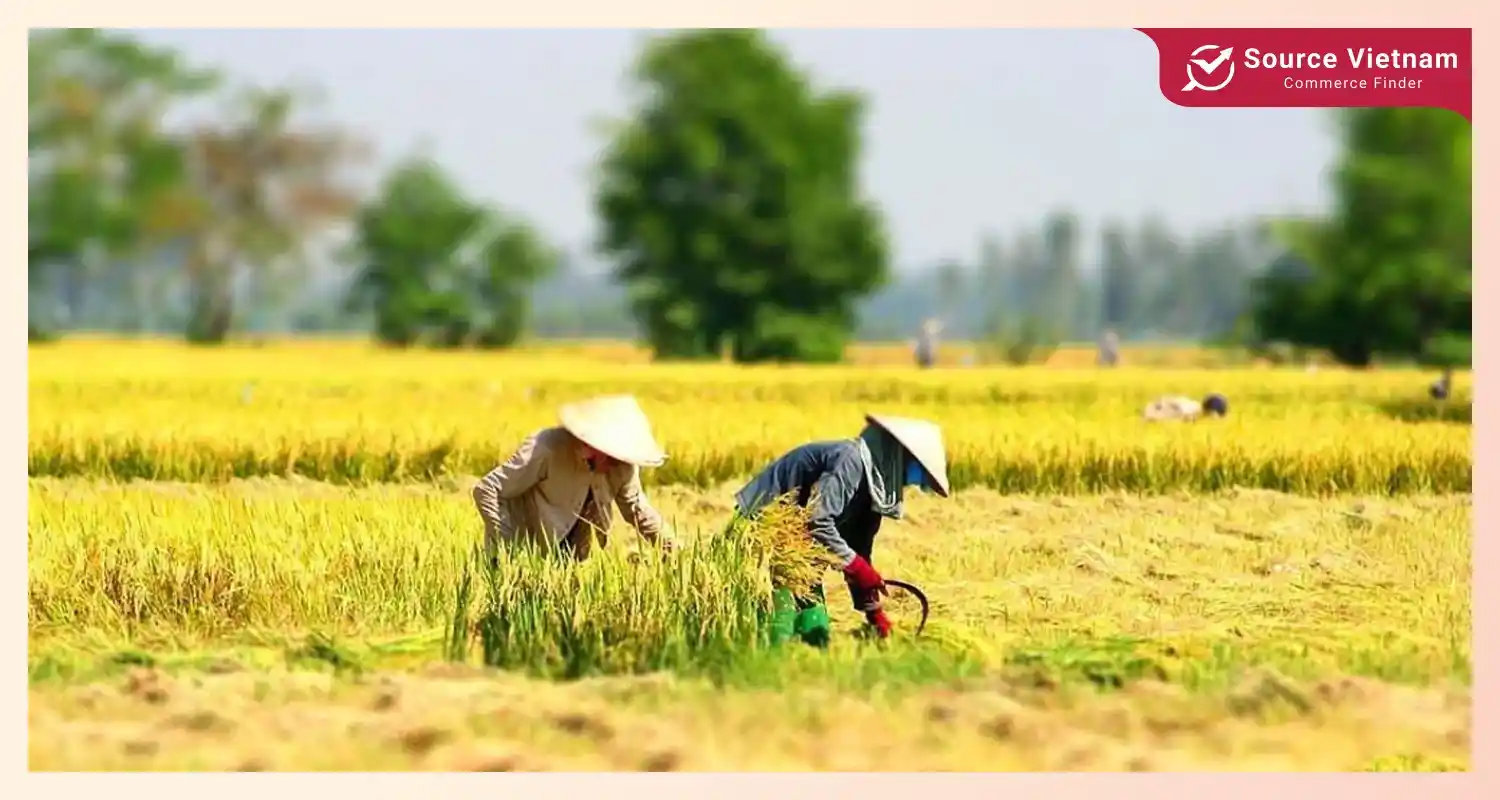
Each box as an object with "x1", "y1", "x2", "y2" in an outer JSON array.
[
  {"x1": 558, "y1": 395, "x2": 667, "y2": 467},
  {"x1": 866, "y1": 413, "x2": 951, "y2": 497}
]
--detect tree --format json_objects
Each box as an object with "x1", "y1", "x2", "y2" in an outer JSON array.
[
  {"x1": 594, "y1": 30, "x2": 890, "y2": 363},
  {"x1": 180, "y1": 85, "x2": 367, "y2": 343},
  {"x1": 1133, "y1": 216, "x2": 1182, "y2": 338},
  {"x1": 1254, "y1": 108, "x2": 1470, "y2": 367},
  {"x1": 1195, "y1": 226, "x2": 1257, "y2": 340},
  {"x1": 933, "y1": 259, "x2": 968, "y2": 323},
  {"x1": 347, "y1": 157, "x2": 558, "y2": 348},
  {"x1": 977, "y1": 226, "x2": 1060, "y2": 365},
  {"x1": 1099, "y1": 221, "x2": 1134, "y2": 331},
  {"x1": 465, "y1": 212, "x2": 562, "y2": 348},
  {"x1": 973, "y1": 235, "x2": 1011, "y2": 341},
  {"x1": 1010, "y1": 227, "x2": 1046, "y2": 313},
  {"x1": 1040, "y1": 210, "x2": 1082, "y2": 339},
  {"x1": 28, "y1": 29, "x2": 218, "y2": 337},
  {"x1": 975, "y1": 234, "x2": 1008, "y2": 308}
]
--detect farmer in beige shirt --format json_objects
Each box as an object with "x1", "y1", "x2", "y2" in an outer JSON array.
[{"x1": 471, "y1": 395, "x2": 673, "y2": 563}]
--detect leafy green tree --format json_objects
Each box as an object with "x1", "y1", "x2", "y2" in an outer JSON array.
[
  {"x1": 1254, "y1": 108, "x2": 1470, "y2": 367},
  {"x1": 347, "y1": 157, "x2": 558, "y2": 348},
  {"x1": 465, "y1": 213, "x2": 562, "y2": 348},
  {"x1": 594, "y1": 30, "x2": 890, "y2": 363},
  {"x1": 28, "y1": 29, "x2": 218, "y2": 337},
  {"x1": 347, "y1": 159, "x2": 481, "y2": 347}
]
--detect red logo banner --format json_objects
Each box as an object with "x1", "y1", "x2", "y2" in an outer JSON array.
[{"x1": 1136, "y1": 28, "x2": 1471, "y2": 120}]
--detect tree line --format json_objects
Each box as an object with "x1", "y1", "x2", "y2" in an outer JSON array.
[
  {"x1": 519, "y1": 214, "x2": 1277, "y2": 351},
  {"x1": 29, "y1": 29, "x2": 1470, "y2": 367}
]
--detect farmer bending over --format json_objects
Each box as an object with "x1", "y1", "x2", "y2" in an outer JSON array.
[
  {"x1": 471, "y1": 394, "x2": 674, "y2": 564},
  {"x1": 730, "y1": 414, "x2": 951, "y2": 645},
  {"x1": 1143, "y1": 393, "x2": 1228, "y2": 422}
]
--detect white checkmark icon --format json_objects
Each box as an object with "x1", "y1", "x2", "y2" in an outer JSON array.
[{"x1": 1190, "y1": 47, "x2": 1234, "y2": 75}]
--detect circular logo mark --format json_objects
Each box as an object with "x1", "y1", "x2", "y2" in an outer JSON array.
[{"x1": 1182, "y1": 44, "x2": 1236, "y2": 92}]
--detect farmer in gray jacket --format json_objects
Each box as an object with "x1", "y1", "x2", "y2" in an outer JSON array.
[{"x1": 730, "y1": 414, "x2": 951, "y2": 645}]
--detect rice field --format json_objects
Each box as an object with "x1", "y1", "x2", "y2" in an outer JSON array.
[
  {"x1": 26, "y1": 339, "x2": 1473, "y2": 771},
  {"x1": 27, "y1": 340, "x2": 1472, "y2": 492}
]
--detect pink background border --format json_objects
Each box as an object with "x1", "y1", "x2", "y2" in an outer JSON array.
[{"x1": 11, "y1": 1, "x2": 1488, "y2": 791}]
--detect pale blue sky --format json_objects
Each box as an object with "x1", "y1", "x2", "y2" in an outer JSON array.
[{"x1": 131, "y1": 28, "x2": 1339, "y2": 270}]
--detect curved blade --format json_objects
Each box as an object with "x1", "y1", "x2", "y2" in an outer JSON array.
[{"x1": 882, "y1": 579, "x2": 930, "y2": 636}]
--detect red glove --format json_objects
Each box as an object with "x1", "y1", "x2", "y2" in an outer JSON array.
[
  {"x1": 865, "y1": 608, "x2": 892, "y2": 639},
  {"x1": 842, "y1": 555, "x2": 887, "y2": 599}
]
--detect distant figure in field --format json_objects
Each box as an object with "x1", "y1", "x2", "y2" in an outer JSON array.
[
  {"x1": 1429, "y1": 368, "x2": 1454, "y2": 401},
  {"x1": 913, "y1": 319, "x2": 942, "y2": 369},
  {"x1": 1143, "y1": 393, "x2": 1229, "y2": 422},
  {"x1": 1097, "y1": 329, "x2": 1121, "y2": 368}
]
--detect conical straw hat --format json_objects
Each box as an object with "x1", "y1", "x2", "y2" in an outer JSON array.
[
  {"x1": 558, "y1": 395, "x2": 667, "y2": 467},
  {"x1": 866, "y1": 414, "x2": 950, "y2": 497}
]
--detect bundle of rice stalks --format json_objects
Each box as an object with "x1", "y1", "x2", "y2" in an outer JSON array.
[
  {"x1": 459, "y1": 537, "x2": 770, "y2": 677},
  {"x1": 730, "y1": 491, "x2": 843, "y2": 598}
]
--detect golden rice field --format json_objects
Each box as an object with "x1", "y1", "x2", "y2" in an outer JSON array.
[
  {"x1": 28, "y1": 340, "x2": 1471, "y2": 493},
  {"x1": 26, "y1": 339, "x2": 1472, "y2": 771}
]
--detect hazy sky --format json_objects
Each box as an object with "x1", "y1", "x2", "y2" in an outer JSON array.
[{"x1": 132, "y1": 28, "x2": 1339, "y2": 270}]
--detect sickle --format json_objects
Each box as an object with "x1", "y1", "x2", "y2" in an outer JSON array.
[{"x1": 882, "y1": 579, "x2": 930, "y2": 636}]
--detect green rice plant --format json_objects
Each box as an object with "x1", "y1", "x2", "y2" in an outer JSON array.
[
  {"x1": 451, "y1": 492, "x2": 852, "y2": 678},
  {"x1": 461, "y1": 533, "x2": 772, "y2": 679}
]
